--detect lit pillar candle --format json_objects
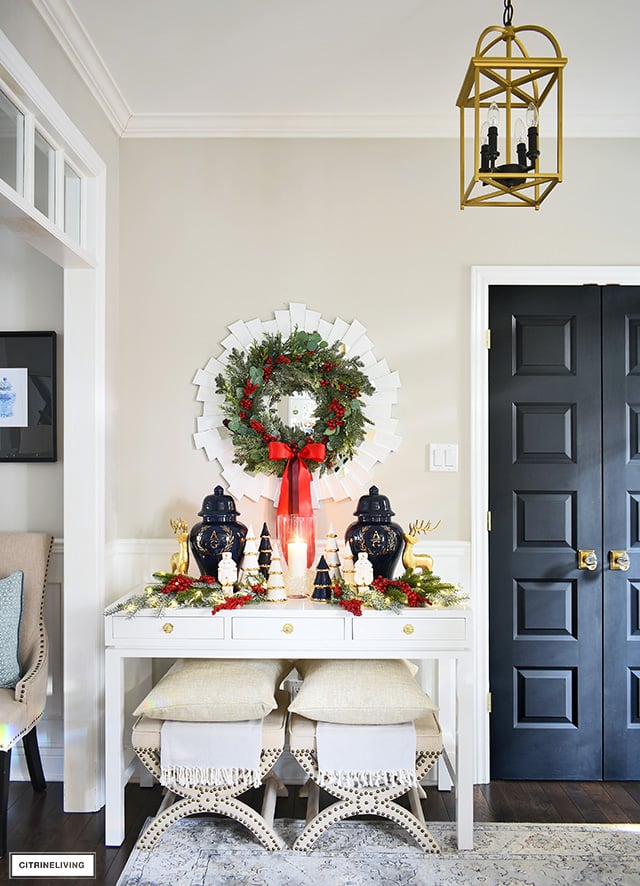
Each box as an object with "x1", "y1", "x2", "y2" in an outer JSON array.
[{"x1": 287, "y1": 538, "x2": 308, "y2": 580}]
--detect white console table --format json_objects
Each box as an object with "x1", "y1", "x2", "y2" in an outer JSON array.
[{"x1": 104, "y1": 598, "x2": 474, "y2": 849}]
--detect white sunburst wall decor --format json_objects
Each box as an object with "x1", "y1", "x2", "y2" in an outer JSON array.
[{"x1": 192, "y1": 303, "x2": 401, "y2": 504}]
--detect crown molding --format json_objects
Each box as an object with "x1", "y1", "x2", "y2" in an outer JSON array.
[
  {"x1": 32, "y1": 0, "x2": 131, "y2": 135},
  {"x1": 121, "y1": 112, "x2": 455, "y2": 139},
  {"x1": 121, "y1": 112, "x2": 640, "y2": 139},
  {"x1": 31, "y1": 1, "x2": 640, "y2": 140}
]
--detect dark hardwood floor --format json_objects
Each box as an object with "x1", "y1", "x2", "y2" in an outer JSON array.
[{"x1": 2, "y1": 778, "x2": 640, "y2": 885}]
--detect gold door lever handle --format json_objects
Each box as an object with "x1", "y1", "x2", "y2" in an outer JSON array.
[
  {"x1": 609, "y1": 550, "x2": 630, "y2": 571},
  {"x1": 578, "y1": 550, "x2": 598, "y2": 571}
]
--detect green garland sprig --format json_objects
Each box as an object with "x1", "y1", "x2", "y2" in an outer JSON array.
[
  {"x1": 104, "y1": 572, "x2": 269, "y2": 618},
  {"x1": 329, "y1": 569, "x2": 468, "y2": 617},
  {"x1": 214, "y1": 329, "x2": 375, "y2": 475},
  {"x1": 104, "y1": 568, "x2": 467, "y2": 620}
]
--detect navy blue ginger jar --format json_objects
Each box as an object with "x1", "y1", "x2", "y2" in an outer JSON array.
[
  {"x1": 189, "y1": 485, "x2": 247, "y2": 579},
  {"x1": 344, "y1": 486, "x2": 404, "y2": 580}
]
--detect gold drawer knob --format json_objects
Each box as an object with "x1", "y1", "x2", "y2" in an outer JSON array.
[
  {"x1": 162, "y1": 622, "x2": 174, "y2": 634},
  {"x1": 403, "y1": 623, "x2": 415, "y2": 636},
  {"x1": 282, "y1": 623, "x2": 294, "y2": 634}
]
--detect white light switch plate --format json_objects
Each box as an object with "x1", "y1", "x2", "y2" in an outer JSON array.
[{"x1": 428, "y1": 443, "x2": 459, "y2": 472}]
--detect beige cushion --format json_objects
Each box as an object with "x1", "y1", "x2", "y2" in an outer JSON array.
[
  {"x1": 132, "y1": 658, "x2": 292, "y2": 722},
  {"x1": 288, "y1": 710, "x2": 443, "y2": 755},
  {"x1": 0, "y1": 688, "x2": 31, "y2": 747},
  {"x1": 133, "y1": 689, "x2": 289, "y2": 752},
  {"x1": 0, "y1": 532, "x2": 53, "y2": 751},
  {"x1": 289, "y1": 659, "x2": 438, "y2": 725}
]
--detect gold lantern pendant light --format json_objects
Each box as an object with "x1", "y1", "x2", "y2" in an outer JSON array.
[{"x1": 457, "y1": 0, "x2": 567, "y2": 209}]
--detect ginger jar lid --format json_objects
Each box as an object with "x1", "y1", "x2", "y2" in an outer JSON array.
[
  {"x1": 198, "y1": 485, "x2": 240, "y2": 519},
  {"x1": 353, "y1": 485, "x2": 395, "y2": 521}
]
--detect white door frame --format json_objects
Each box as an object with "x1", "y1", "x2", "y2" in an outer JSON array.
[
  {"x1": 0, "y1": 29, "x2": 107, "y2": 810},
  {"x1": 471, "y1": 265, "x2": 640, "y2": 784}
]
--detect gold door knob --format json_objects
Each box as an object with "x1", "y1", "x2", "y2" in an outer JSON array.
[
  {"x1": 609, "y1": 550, "x2": 630, "y2": 571},
  {"x1": 162, "y1": 622, "x2": 174, "y2": 634},
  {"x1": 403, "y1": 624, "x2": 415, "y2": 635},
  {"x1": 578, "y1": 550, "x2": 598, "y2": 571},
  {"x1": 282, "y1": 623, "x2": 294, "y2": 634}
]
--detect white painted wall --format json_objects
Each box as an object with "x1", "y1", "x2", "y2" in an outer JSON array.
[{"x1": 117, "y1": 136, "x2": 640, "y2": 553}]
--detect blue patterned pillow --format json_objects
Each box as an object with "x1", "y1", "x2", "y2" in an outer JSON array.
[{"x1": 0, "y1": 570, "x2": 24, "y2": 689}]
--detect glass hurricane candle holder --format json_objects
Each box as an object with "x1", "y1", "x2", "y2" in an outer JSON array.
[{"x1": 276, "y1": 513, "x2": 315, "y2": 570}]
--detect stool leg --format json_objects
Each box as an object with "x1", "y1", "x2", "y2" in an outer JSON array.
[
  {"x1": 261, "y1": 776, "x2": 279, "y2": 826},
  {"x1": 305, "y1": 781, "x2": 320, "y2": 824},
  {"x1": 408, "y1": 787, "x2": 426, "y2": 824}
]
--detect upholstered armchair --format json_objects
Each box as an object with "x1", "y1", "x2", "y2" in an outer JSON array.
[{"x1": 0, "y1": 532, "x2": 54, "y2": 859}]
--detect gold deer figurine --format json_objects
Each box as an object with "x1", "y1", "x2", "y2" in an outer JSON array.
[
  {"x1": 402, "y1": 519, "x2": 441, "y2": 573},
  {"x1": 169, "y1": 518, "x2": 190, "y2": 575}
]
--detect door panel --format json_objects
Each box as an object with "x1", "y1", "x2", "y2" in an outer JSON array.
[
  {"x1": 602, "y1": 288, "x2": 640, "y2": 779},
  {"x1": 489, "y1": 285, "x2": 603, "y2": 779}
]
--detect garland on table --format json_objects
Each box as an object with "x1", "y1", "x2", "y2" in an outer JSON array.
[
  {"x1": 215, "y1": 329, "x2": 375, "y2": 476},
  {"x1": 330, "y1": 570, "x2": 468, "y2": 617},
  {"x1": 104, "y1": 569, "x2": 467, "y2": 619},
  {"x1": 104, "y1": 572, "x2": 269, "y2": 618}
]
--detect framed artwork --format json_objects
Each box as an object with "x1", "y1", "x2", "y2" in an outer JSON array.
[{"x1": 0, "y1": 332, "x2": 57, "y2": 462}]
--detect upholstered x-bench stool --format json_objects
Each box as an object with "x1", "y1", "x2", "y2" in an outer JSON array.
[
  {"x1": 287, "y1": 658, "x2": 443, "y2": 853},
  {"x1": 132, "y1": 690, "x2": 288, "y2": 851}
]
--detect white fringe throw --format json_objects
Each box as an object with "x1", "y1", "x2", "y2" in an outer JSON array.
[
  {"x1": 161, "y1": 765, "x2": 262, "y2": 790},
  {"x1": 160, "y1": 719, "x2": 263, "y2": 790},
  {"x1": 316, "y1": 721, "x2": 418, "y2": 789},
  {"x1": 320, "y1": 768, "x2": 418, "y2": 789}
]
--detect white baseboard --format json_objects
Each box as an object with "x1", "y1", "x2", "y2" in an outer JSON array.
[{"x1": 10, "y1": 746, "x2": 64, "y2": 783}]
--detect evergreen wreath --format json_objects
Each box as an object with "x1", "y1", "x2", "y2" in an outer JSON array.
[{"x1": 215, "y1": 329, "x2": 375, "y2": 475}]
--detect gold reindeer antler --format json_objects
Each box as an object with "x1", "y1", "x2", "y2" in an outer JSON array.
[
  {"x1": 170, "y1": 518, "x2": 188, "y2": 536},
  {"x1": 408, "y1": 518, "x2": 441, "y2": 536}
]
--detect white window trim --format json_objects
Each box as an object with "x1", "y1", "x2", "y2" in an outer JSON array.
[{"x1": 0, "y1": 26, "x2": 107, "y2": 812}]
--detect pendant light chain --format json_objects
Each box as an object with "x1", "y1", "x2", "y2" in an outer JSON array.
[{"x1": 503, "y1": 0, "x2": 514, "y2": 27}]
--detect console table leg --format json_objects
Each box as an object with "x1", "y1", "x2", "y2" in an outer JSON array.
[{"x1": 105, "y1": 650, "x2": 125, "y2": 846}]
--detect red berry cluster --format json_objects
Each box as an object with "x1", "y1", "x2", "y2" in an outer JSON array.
[
  {"x1": 212, "y1": 594, "x2": 253, "y2": 615},
  {"x1": 249, "y1": 417, "x2": 276, "y2": 444},
  {"x1": 405, "y1": 589, "x2": 431, "y2": 608},
  {"x1": 326, "y1": 397, "x2": 346, "y2": 430},
  {"x1": 338, "y1": 597, "x2": 363, "y2": 617},
  {"x1": 162, "y1": 574, "x2": 194, "y2": 594},
  {"x1": 263, "y1": 351, "x2": 292, "y2": 383},
  {"x1": 372, "y1": 577, "x2": 411, "y2": 595}
]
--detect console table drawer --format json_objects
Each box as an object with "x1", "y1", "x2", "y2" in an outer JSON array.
[
  {"x1": 352, "y1": 616, "x2": 467, "y2": 643},
  {"x1": 231, "y1": 616, "x2": 345, "y2": 641},
  {"x1": 110, "y1": 615, "x2": 225, "y2": 641}
]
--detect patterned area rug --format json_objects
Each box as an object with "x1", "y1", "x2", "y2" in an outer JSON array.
[{"x1": 116, "y1": 818, "x2": 640, "y2": 885}]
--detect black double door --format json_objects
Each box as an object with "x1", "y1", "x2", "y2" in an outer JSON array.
[{"x1": 489, "y1": 284, "x2": 640, "y2": 779}]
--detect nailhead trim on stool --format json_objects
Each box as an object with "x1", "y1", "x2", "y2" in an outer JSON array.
[
  {"x1": 290, "y1": 745, "x2": 442, "y2": 853},
  {"x1": 133, "y1": 743, "x2": 286, "y2": 851}
]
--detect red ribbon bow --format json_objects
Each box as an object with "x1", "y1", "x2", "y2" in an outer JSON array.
[{"x1": 268, "y1": 441, "x2": 326, "y2": 517}]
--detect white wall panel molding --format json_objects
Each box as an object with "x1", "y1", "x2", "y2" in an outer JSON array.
[{"x1": 108, "y1": 536, "x2": 470, "y2": 597}]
